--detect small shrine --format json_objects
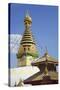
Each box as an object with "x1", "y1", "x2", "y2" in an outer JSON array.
[{"x1": 24, "y1": 51, "x2": 58, "y2": 85}]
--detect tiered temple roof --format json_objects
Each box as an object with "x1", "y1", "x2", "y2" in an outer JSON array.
[
  {"x1": 32, "y1": 52, "x2": 58, "y2": 66},
  {"x1": 24, "y1": 71, "x2": 58, "y2": 85},
  {"x1": 24, "y1": 51, "x2": 58, "y2": 85}
]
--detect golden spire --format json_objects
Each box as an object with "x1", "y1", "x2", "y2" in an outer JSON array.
[
  {"x1": 44, "y1": 47, "x2": 48, "y2": 56},
  {"x1": 46, "y1": 47, "x2": 48, "y2": 54},
  {"x1": 24, "y1": 11, "x2": 32, "y2": 27},
  {"x1": 20, "y1": 11, "x2": 35, "y2": 45},
  {"x1": 44, "y1": 47, "x2": 48, "y2": 75}
]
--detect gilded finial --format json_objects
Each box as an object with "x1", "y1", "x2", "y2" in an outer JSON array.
[
  {"x1": 45, "y1": 46, "x2": 48, "y2": 54},
  {"x1": 44, "y1": 46, "x2": 48, "y2": 56},
  {"x1": 24, "y1": 10, "x2": 32, "y2": 25}
]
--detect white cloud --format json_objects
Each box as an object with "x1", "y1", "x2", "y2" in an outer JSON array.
[{"x1": 9, "y1": 34, "x2": 22, "y2": 53}]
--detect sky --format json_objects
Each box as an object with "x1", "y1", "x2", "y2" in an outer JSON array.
[{"x1": 9, "y1": 3, "x2": 58, "y2": 68}]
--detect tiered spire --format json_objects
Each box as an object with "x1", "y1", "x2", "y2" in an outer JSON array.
[
  {"x1": 17, "y1": 12, "x2": 38, "y2": 66},
  {"x1": 21, "y1": 12, "x2": 35, "y2": 45}
]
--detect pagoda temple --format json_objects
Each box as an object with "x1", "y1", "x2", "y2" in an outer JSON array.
[
  {"x1": 17, "y1": 12, "x2": 38, "y2": 67},
  {"x1": 24, "y1": 51, "x2": 58, "y2": 85}
]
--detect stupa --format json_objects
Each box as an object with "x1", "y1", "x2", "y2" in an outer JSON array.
[{"x1": 17, "y1": 12, "x2": 38, "y2": 67}]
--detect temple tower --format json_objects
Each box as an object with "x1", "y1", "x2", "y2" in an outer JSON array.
[{"x1": 17, "y1": 12, "x2": 38, "y2": 67}]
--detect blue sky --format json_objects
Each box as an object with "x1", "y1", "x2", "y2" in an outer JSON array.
[{"x1": 9, "y1": 3, "x2": 58, "y2": 68}]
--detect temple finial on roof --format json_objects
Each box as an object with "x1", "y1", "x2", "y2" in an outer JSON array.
[
  {"x1": 45, "y1": 46, "x2": 48, "y2": 55},
  {"x1": 46, "y1": 46, "x2": 48, "y2": 53},
  {"x1": 44, "y1": 46, "x2": 48, "y2": 57}
]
